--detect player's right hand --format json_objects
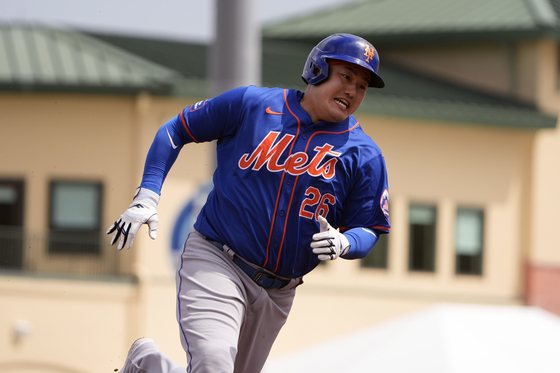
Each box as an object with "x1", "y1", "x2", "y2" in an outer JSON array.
[
  {"x1": 106, "y1": 188, "x2": 160, "y2": 250},
  {"x1": 311, "y1": 216, "x2": 351, "y2": 261}
]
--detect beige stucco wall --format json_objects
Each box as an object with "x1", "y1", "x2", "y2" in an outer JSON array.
[
  {"x1": 0, "y1": 92, "x2": 211, "y2": 372},
  {"x1": 383, "y1": 41, "x2": 541, "y2": 103},
  {"x1": 531, "y1": 40, "x2": 560, "y2": 266},
  {"x1": 383, "y1": 43, "x2": 514, "y2": 96},
  {"x1": 1, "y1": 93, "x2": 136, "y2": 228},
  {"x1": 370, "y1": 115, "x2": 531, "y2": 298},
  {"x1": 532, "y1": 122, "x2": 560, "y2": 265},
  {"x1": 1, "y1": 92, "x2": 137, "y2": 276},
  {"x1": 532, "y1": 126, "x2": 560, "y2": 266}
]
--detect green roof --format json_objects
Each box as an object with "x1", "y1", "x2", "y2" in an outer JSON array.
[
  {"x1": 89, "y1": 33, "x2": 207, "y2": 80},
  {"x1": 0, "y1": 23, "x2": 556, "y2": 129},
  {"x1": 263, "y1": 0, "x2": 560, "y2": 44},
  {"x1": 360, "y1": 92, "x2": 557, "y2": 129},
  {"x1": 0, "y1": 24, "x2": 181, "y2": 94}
]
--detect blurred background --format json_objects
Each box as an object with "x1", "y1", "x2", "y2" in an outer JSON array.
[{"x1": 1, "y1": 0, "x2": 560, "y2": 372}]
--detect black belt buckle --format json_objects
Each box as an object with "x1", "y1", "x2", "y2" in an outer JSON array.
[
  {"x1": 252, "y1": 271, "x2": 275, "y2": 288},
  {"x1": 252, "y1": 272, "x2": 265, "y2": 283}
]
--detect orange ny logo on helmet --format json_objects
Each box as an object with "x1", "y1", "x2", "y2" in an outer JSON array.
[{"x1": 364, "y1": 45, "x2": 375, "y2": 62}]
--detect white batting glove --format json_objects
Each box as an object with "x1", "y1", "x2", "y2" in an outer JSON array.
[
  {"x1": 311, "y1": 216, "x2": 351, "y2": 261},
  {"x1": 106, "y1": 188, "x2": 160, "y2": 250}
]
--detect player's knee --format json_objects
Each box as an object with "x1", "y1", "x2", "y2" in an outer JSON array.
[
  {"x1": 189, "y1": 340, "x2": 236, "y2": 373},
  {"x1": 134, "y1": 350, "x2": 169, "y2": 372}
]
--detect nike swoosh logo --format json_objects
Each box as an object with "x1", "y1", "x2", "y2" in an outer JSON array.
[
  {"x1": 166, "y1": 128, "x2": 178, "y2": 149},
  {"x1": 266, "y1": 107, "x2": 284, "y2": 115}
]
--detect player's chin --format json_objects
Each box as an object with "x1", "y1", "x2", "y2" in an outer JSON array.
[{"x1": 327, "y1": 108, "x2": 353, "y2": 123}]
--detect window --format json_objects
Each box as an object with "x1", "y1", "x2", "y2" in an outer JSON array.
[
  {"x1": 49, "y1": 181, "x2": 102, "y2": 254},
  {"x1": 0, "y1": 179, "x2": 24, "y2": 269},
  {"x1": 455, "y1": 208, "x2": 484, "y2": 275},
  {"x1": 408, "y1": 204, "x2": 436, "y2": 272},
  {"x1": 361, "y1": 232, "x2": 388, "y2": 269}
]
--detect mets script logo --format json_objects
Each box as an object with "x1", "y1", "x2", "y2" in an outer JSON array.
[
  {"x1": 238, "y1": 131, "x2": 341, "y2": 179},
  {"x1": 364, "y1": 45, "x2": 375, "y2": 63}
]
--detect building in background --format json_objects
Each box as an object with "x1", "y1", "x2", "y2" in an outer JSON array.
[{"x1": 2, "y1": 0, "x2": 560, "y2": 371}]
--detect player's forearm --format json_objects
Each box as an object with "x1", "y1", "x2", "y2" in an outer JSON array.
[
  {"x1": 341, "y1": 227, "x2": 380, "y2": 259},
  {"x1": 140, "y1": 119, "x2": 184, "y2": 195}
]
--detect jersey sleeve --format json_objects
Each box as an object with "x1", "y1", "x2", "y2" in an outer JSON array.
[
  {"x1": 341, "y1": 153, "x2": 390, "y2": 234},
  {"x1": 177, "y1": 86, "x2": 249, "y2": 143},
  {"x1": 342, "y1": 227, "x2": 379, "y2": 259},
  {"x1": 139, "y1": 86, "x2": 249, "y2": 194}
]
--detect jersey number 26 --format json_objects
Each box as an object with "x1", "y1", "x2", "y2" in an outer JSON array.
[{"x1": 299, "y1": 186, "x2": 335, "y2": 221}]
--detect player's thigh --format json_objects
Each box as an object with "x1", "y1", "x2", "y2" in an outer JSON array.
[
  {"x1": 175, "y1": 232, "x2": 247, "y2": 369},
  {"x1": 234, "y1": 286, "x2": 295, "y2": 373}
]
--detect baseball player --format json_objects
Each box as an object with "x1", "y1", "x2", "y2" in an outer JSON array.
[{"x1": 108, "y1": 33, "x2": 390, "y2": 373}]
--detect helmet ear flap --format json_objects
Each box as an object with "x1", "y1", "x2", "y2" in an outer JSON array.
[{"x1": 302, "y1": 53, "x2": 330, "y2": 85}]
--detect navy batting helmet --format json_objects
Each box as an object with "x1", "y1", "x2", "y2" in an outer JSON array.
[{"x1": 302, "y1": 33, "x2": 385, "y2": 88}]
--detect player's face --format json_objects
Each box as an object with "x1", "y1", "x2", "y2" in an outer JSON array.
[{"x1": 301, "y1": 63, "x2": 370, "y2": 123}]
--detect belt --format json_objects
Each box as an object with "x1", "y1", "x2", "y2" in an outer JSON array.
[{"x1": 205, "y1": 238, "x2": 294, "y2": 290}]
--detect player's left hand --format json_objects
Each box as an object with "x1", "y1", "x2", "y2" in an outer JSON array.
[
  {"x1": 106, "y1": 187, "x2": 159, "y2": 250},
  {"x1": 311, "y1": 216, "x2": 351, "y2": 261}
]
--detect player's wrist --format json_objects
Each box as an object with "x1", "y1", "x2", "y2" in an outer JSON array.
[
  {"x1": 339, "y1": 233, "x2": 351, "y2": 258},
  {"x1": 133, "y1": 187, "x2": 160, "y2": 207}
]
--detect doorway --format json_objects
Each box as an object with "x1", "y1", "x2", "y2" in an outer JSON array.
[{"x1": 0, "y1": 179, "x2": 24, "y2": 269}]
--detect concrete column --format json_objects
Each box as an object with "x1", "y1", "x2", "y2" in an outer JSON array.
[{"x1": 210, "y1": 0, "x2": 261, "y2": 96}]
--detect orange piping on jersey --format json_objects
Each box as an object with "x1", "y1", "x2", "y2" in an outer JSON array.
[
  {"x1": 373, "y1": 226, "x2": 391, "y2": 231},
  {"x1": 180, "y1": 110, "x2": 199, "y2": 143},
  {"x1": 264, "y1": 171, "x2": 287, "y2": 267},
  {"x1": 339, "y1": 226, "x2": 391, "y2": 232},
  {"x1": 264, "y1": 89, "x2": 301, "y2": 269},
  {"x1": 305, "y1": 121, "x2": 359, "y2": 144}
]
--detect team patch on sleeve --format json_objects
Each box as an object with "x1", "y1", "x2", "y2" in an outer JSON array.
[
  {"x1": 190, "y1": 100, "x2": 207, "y2": 112},
  {"x1": 380, "y1": 189, "x2": 389, "y2": 219}
]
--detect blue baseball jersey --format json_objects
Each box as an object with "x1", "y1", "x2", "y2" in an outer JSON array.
[{"x1": 141, "y1": 86, "x2": 390, "y2": 278}]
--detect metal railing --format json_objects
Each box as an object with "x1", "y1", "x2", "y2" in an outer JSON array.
[{"x1": 0, "y1": 225, "x2": 127, "y2": 278}]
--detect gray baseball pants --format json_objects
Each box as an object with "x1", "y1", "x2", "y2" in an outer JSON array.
[{"x1": 123, "y1": 230, "x2": 298, "y2": 373}]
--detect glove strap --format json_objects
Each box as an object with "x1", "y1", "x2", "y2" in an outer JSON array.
[
  {"x1": 133, "y1": 187, "x2": 160, "y2": 207},
  {"x1": 340, "y1": 233, "x2": 351, "y2": 257}
]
